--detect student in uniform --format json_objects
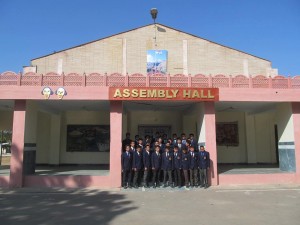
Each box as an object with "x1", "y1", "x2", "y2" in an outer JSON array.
[
  {"x1": 151, "y1": 145, "x2": 161, "y2": 188},
  {"x1": 122, "y1": 132, "x2": 131, "y2": 152},
  {"x1": 137, "y1": 138, "x2": 144, "y2": 150},
  {"x1": 134, "y1": 135, "x2": 140, "y2": 146},
  {"x1": 157, "y1": 137, "x2": 165, "y2": 153},
  {"x1": 175, "y1": 138, "x2": 185, "y2": 153},
  {"x1": 121, "y1": 145, "x2": 132, "y2": 189},
  {"x1": 132, "y1": 146, "x2": 143, "y2": 188},
  {"x1": 173, "y1": 146, "x2": 182, "y2": 188},
  {"x1": 189, "y1": 146, "x2": 199, "y2": 187},
  {"x1": 142, "y1": 144, "x2": 152, "y2": 188},
  {"x1": 172, "y1": 133, "x2": 178, "y2": 145},
  {"x1": 189, "y1": 133, "x2": 198, "y2": 152},
  {"x1": 181, "y1": 133, "x2": 187, "y2": 145},
  {"x1": 198, "y1": 145, "x2": 210, "y2": 189},
  {"x1": 181, "y1": 147, "x2": 190, "y2": 187},
  {"x1": 162, "y1": 146, "x2": 174, "y2": 188},
  {"x1": 165, "y1": 142, "x2": 172, "y2": 153},
  {"x1": 129, "y1": 140, "x2": 136, "y2": 153},
  {"x1": 144, "y1": 135, "x2": 152, "y2": 146}
]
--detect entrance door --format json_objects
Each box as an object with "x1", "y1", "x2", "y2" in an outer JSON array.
[{"x1": 138, "y1": 125, "x2": 171, "y2": 139}]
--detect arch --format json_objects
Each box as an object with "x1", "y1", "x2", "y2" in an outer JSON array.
[{"x1": 1, "y1": 71, "x2": 18, "y2": 76}]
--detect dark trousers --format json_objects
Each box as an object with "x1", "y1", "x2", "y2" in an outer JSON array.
[
  {"x1": 152, "y1": 169, "x2": 159, "y2": 186},
  {"x1": 173, "y1": 169, "x2": 182, "y2": 186},
  {"x1": 133, "y1": 169, "x2": 141, "y2": 187},
  {"x1": 199, "y1": 168, "x2": 208, "y2": 186},
  {"x1": 183, "y1": 169, "x2": 189, "y2": 186},
  {"x1": 143, "y1": 168, "x2": 150, "y2": 186},
  {"x1": 163, "y1": 169, "x2": 172, "y2": 185},
  {"x1": 189, "y1": 168, "x2": 198, "y2": 186},
  {"x1": 122, "y1": 169, "x2": 132, "y2": 186}
]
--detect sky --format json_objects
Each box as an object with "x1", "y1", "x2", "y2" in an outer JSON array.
[{"x1": 0, "y1": 0, "x2": 299, "y2": 75}]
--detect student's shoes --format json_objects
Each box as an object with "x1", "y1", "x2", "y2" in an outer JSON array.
[
  {"x1": 134, "y1": 185, "x2": 139, "y2": 189},
  {"x1": 153, "y1": 185, "x2": 156, "y2": 189},
  {"x1": 124, "y1": 186, "x2": 128, "y2": 189},
  {"x1": 163, "y1": 184, "x2": 167, "y2": 188}
]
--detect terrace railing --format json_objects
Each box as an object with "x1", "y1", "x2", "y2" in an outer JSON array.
[{"x1": 0, "y1": 71, "x2": 299, "y2": 89}]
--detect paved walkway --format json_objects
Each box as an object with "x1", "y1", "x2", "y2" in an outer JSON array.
[{"x1": 0, "y1": 184, "x2": 300, "y2": 225}]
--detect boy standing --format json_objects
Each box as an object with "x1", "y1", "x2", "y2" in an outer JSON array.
[
  {"x1": 198, "y1": 145, "x2": 210, "y2": 188},
  {"x1": 173, "y1": 146, "x2": 182, "y2": 188},
  {"x1": 181, "y1": 147, "x2": 190, "y2": 187},
  {"x1": 162, "y1": 146, "x2": 174, "y2": 188},
  {"x1": 151, "y1": 145, "x2": 161, "y2": 188},
  {"x1": 121, "y1": 145, "x2": 132, "y2": 188},
  {"x1": 142, "y1": 144, "x2": 152, "y2": 188},
  {"x1": 189, "y1": 146, "x2": 199, "y2": 187},
  {"x1": 132, "y1": 146, "x2": 143, "y2": 188}
]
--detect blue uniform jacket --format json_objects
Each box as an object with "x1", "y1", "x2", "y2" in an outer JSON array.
[
  {"x1": 174, "y1": 143, "x2": 186, "y2": 153},
  {"x1": 121, "y1": 152, "x2": 132, "y2": 171},
  {"x1": 173, "y1": 152, "x2": 182, "y2": 169},
  {"x1": 151, "y1": 152, "x2": 161, "y2": 170},
  {"x1": 143, "y1": 151, "x2": 152, "y2": 169},
  {"x1": 189, "y1": 152, "x2": 198, "y2": 169},
  {"x1": 198, "y1": 151, "x2": 210, "y2": 169},
  {"x1": 132, "y1": 151, "x2": 143, "y2": 170},
  {"x1": 181, "y1": 152, "x2": 190, "y2": 170},
  {"x1": 161, "y1": 152, "x2": 173, "y2": 170}
]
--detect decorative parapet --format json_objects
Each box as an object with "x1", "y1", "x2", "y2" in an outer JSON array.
[{"x1": 0, "y1": 72, "x2": 299, "y2": 89}]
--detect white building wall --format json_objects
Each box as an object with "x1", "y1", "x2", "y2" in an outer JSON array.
[
  {"x1": 128, "y1": 111, "x2": 182, "y2": 137},
  {"x1": 0, "y1": 111, "x2": 13, "y2": 130},
  {"x1": 216, "y1": 112, "x2": 247, "y2": 163},
  {"x1": 36, "y1": 112, "x2": 51, "y2": 164},
  {"x1": 60, "y1": 110, "x2": 110, "y2": 164}
]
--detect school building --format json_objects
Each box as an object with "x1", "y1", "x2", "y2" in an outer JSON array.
[{"x1": 0, "y1": 23, "x2": 299, "y2": 188}]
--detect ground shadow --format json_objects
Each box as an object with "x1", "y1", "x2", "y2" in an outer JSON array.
[{"x1": 0, "y1": 189, "x2": 137, "y2": 225}]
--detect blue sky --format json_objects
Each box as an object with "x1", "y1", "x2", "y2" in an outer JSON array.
[{"x1": 0, "y1": 0, "x2": 299, "y2": 75}]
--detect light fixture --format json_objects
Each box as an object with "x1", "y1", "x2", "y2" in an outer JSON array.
[{"x1": 150, "y1": 8, "x2": 158, "y2": 23}]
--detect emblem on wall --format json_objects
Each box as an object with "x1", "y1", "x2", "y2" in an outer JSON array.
[
  {"x1": 56, "y1": 87, "x2": 67, "y2": 99},
  {"x1": 41, "y1": 87, "x2": 53, "y2": 99}
]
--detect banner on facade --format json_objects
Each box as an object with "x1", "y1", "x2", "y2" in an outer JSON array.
[{"x1": 109, "y1": 87, "x2": 219, "y2": 101}]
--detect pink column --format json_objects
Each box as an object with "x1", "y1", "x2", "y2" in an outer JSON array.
[
  {"x1": 204, "y1": 101, "x2": 218, "y2": 186},
  {"x1": 292, "y1": 102, "x2": 300, "y2": 182},
  {"x1": 9, "y1": 100, "x2": 26, "y2": 188},
  {"x1": 109, "y1": 101, "x2": 123, "y2": 188}
]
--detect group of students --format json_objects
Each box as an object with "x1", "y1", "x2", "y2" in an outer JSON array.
[{"x1": 121, "y1": 132, "x2": 210, "y2": 189}]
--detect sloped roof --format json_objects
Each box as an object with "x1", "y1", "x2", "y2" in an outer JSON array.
[{"x1": 31, "y1": 23, "x2": 270, "y2": 62}]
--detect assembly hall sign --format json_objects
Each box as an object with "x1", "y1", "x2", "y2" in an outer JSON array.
[{"x1": 109, "y1": 87, "x2": 219, "y2": 101}]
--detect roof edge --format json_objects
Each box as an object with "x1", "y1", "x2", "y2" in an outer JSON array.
[{"x1": 31, "y1": 23, "x2": 270, "y2": 62}]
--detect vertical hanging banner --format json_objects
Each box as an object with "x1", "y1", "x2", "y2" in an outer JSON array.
[{"x1": 147, "y1": 50, "x2": 168, "y2": 74}]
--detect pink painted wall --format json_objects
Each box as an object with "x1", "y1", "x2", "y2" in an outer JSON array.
[
  {"x1": 219, "y1": 173, "x2": 297, "y2": 185},
  {"x1": 24, "y1": 175, "x2": 111, "y2": 188},
  {"x1": 9, "y1": 100, "x2": 26, "y2": 188},
  {"x1": 109, "y1": 101, "x2": 122, "y2": 188},
  {"x1": 204, "y1": 102, "x2": 218, "y2": 186},
  {"x1": 292, "y1": 102, "x2": 300, "y2": 182},
  {"x1": 1, "y1": 86, "x2": 300, "y2": 102}
]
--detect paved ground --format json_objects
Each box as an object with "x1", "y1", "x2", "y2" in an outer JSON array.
[{"x1": 0, "y1": 184, "x2": 300, "y2": 225}]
